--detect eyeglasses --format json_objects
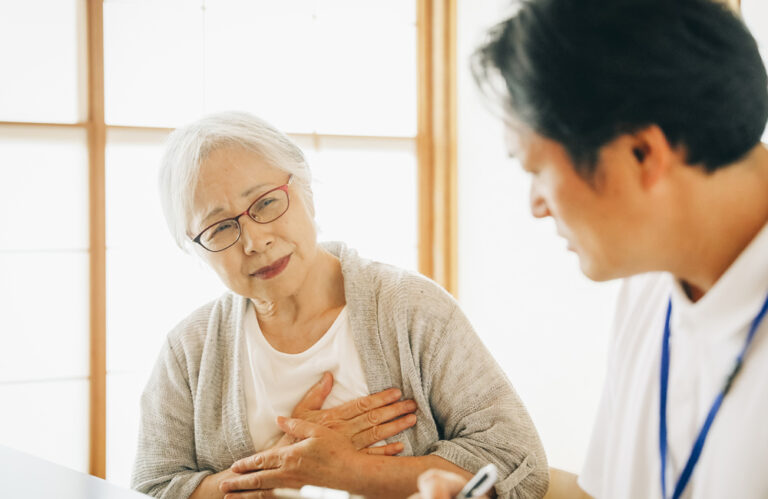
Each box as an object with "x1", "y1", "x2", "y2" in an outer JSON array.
[{"x1": 192, "y1": 175, "x2": 294, "y2": 252}]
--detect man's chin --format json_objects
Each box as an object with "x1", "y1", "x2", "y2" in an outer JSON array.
[{"x1": 578, "y1": 257, "x2": 621, "y2": 283}]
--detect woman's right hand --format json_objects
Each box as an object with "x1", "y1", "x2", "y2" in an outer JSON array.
[{"x1": 272, "y1": 372, "x2": 418, "y2": 455}]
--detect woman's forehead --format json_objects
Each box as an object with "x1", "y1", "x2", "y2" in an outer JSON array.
[
  {"x1": 199, "y1": 146, "x2": 281, "y2": 179},
  {"x1": 191, "y1": 148, "x2": 286, "y2": 226}
]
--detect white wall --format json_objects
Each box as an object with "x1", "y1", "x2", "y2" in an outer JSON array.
[
  {"x1": 742, "y1": 0, "x2": 768, "y2": 143},
  {"x1": 455, "y1": 0, "x2": 621, "y2": 473}
]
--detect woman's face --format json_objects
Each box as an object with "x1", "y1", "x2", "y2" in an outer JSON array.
[{"x1": 189, "y1": 146, "x2": 319, "y2": 301}]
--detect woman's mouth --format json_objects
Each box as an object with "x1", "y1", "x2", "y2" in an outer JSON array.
[{"x1": 251, "y1": 254, "x2": 291, "y2": 280}]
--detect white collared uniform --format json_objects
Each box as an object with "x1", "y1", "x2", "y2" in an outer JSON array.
[
  {"x1": 579, "y1": 223, "x2": 768, "y2": 499},
  {"x1": 239, "y1": 304, "x2": 373, "y2": 452}
]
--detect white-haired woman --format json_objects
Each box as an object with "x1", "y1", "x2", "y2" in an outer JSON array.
[{"x1": 131, "y1": 112, "x2": 548, "y2": 499}]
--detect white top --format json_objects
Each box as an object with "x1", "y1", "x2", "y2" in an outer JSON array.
[
  {"x1": 580, "y1": 223, "x2": 768, "y2": 499},
  {"x1": 240, "y1": 303, "x2": 372, "y2": 451}
]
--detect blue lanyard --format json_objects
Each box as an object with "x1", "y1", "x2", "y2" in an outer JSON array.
[{"x1": 659, "y1": 291, "x2": 768, "y2": 499}]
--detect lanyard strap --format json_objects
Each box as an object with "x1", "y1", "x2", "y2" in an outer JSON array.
[{"x1": 659, "y1": 291, "x2": 768, "y2": 499}]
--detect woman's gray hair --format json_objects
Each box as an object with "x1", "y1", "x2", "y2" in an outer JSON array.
[{"x1": 158, "y1": 111, "x2": 314, "y2": 251}]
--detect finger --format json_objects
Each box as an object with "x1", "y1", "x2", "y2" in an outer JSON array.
[
  {"x1": 269, "y1": 433, "x2": 298, "y2": 450},
  {"x1": 231, "y1": 451, "x2": 283, "y2": 473},
  {"x1": 220, "y1": 470, "x2": 285, "y2": 493},
  {"x1": 277, "y1": 415, "x2": 328, "y2": 441},
  {"x1": 362, "y1": 441, "x2": 405, "y2": 456},
  {"x1": 417, "y1": 469, "x2": 469, "y2": 499},
  {"x1": 331, "y1": 388, "x2": 403, "y2": 420},
  {"x1": 345, "y1": 399, "x2": 418, "y2": 435},
  {"x1": 291, "y1": 372, "x2": 333, "y2": 417},
  {"x1": 352, "y1": 413, "x2": 417, "y2": 449}
]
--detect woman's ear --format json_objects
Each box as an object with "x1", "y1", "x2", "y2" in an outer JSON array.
[{"x1": 630, "y1": 125, "x2": 674, "y2": 190}]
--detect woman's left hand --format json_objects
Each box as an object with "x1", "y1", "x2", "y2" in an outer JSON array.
[
  {"x1": 271, "y1": 371, "x2": 417, "y2": 455},
  {"x1": 220, "y1": 416, "x2": 365, "y2": 495}
]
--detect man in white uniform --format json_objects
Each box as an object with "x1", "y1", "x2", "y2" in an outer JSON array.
[{"x1": 411, "y1": 0, "x2": 768, "y2": 498}]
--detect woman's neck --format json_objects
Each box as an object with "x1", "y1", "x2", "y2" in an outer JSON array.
[
  {"x1": 251, "y1": 248, "x2": 346, "y2": 353},
  {"x1": 252, "y1": 248, "x2": 345, "y2": 325}
]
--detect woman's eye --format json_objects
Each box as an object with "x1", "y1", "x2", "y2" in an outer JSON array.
[
  {"x1": 256, "y1": 197, "x2": 276, "y2": 210},
  {"x1": 213, "y1": 220, "x2": 236, "y2": 234}
]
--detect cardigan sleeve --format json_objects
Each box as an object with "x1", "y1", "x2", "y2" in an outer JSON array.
[
  {"x1": 130, "y1": 337, "x2": 212, "y2": 498},
  {"x1": 423, "y1": 305, "x2": 550, "y2": 499}
]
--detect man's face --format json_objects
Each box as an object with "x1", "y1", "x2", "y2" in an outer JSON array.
[{"x1": 506, "y1": 123, "x2": 650, "y2": 281}]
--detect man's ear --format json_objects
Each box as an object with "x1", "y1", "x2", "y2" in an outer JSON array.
[{"x1": 630, "y1": 125, "x2": 674, "y2": 190}]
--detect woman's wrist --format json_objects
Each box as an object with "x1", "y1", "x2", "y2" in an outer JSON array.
[
  {"x1": 189, "y1": 468, "x2": 239, "y2": 499},
  {"x1": 339, "y1": 452, "x2": 382, "y2": 497}
]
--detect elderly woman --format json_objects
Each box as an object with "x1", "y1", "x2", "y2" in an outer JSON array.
[{"x1": 131, "y1": 111, "x2": 548, "y2": 498}]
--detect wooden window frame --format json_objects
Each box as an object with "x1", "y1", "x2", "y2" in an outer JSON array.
[
  {"x1": 86, "y1": 0, "x2": 106, "y2": 478},
  {"x1": 417, "y1": 0, "x2": 458, "y2": 297}
]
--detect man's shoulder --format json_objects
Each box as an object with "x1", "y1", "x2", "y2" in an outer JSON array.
[
  {"x1": 617, "y1": 272, "x2": 670, "y2": 305},
  {"x1": 608, "y1": 272, "x2": 672, "y2": 358},
  {"x1": 615, "y1": 272, "x2": 670, "y2": 324}
]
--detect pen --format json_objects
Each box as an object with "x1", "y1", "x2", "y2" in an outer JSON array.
[{"x1": 455, "y1": 463, "x2": 498, "y2": 499}]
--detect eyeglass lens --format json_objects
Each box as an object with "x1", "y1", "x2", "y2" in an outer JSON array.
[{"x1": 199, "y1": 188, "x2": 289, "y2": 251}]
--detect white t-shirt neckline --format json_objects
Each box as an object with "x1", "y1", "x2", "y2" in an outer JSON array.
[{"x1": 247, "y1": 301, "x2": 350, "y2": 359}]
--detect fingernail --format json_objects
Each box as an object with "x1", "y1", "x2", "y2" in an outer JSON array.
[
  {"x1": 277, "y1": 415, "x2": 287, "y2": 425},
  {"x1": 391, "y1": 388, "x2": 402, "y2": 399},
  {"x1": 407, "y1": 414, "x2": 417, "y2": 424}
]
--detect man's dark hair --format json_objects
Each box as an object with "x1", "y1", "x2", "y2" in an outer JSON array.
[{"x1": 472, "y1": 0, "x2": 768, "y2": 176}]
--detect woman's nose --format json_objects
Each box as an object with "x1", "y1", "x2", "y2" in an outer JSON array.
[
  {"x1": 238, "y1": 217, "x2": 274, "y2": 254},
  {"x1": 529, "y1": 183, "x2": 550, "y2": 219}
]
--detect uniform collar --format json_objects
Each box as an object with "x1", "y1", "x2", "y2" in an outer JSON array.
[{"x1": 669, "y1": 222, "x2": 768, "y2": 342}]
